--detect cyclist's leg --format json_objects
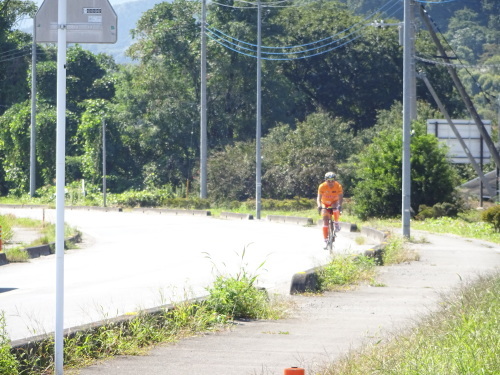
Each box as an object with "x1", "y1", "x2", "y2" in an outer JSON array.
[
  {"x1": 333, "y1": 207, "x2": 341, "y2": 231},
  {"x1": 321, "y1": 208, "x2": 331, "y2": 241}
]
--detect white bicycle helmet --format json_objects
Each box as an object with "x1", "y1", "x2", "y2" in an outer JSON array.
[{"x1": 324, "y1": 172, "x2": 336, "y2": 180}]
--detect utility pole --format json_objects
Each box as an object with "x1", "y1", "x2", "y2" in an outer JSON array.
[
  {"x1": 255, "y1": 0, "x2": 262, "y2": 220},
  {"x1": 30, "y1": 18, "x2": 37, "y2": 197},
  {"x1": 409, "y1": 1, "x2": 417, "y2": 120},
  {"x1": 419, "y1": 5, "x2": 500, "y2": 170},
  {"x1": 200, "y1": 0, "x2": 207, "y2": 199},
  {"x1": 402, "y1": 0, "x2": 412, "y2": 237},
  {"x1": 102, "y1": 118, "x2": 107, "y2": 207}
]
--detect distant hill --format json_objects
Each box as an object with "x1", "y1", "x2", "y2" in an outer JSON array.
[{"x1": 80, "y1": 0, "x2": 165, "y2": 64}]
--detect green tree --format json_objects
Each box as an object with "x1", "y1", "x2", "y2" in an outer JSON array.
[
  {"x1": 262, "y1": 112, "x2": 358, "y2": 198},
  {"x1": 270, "y1": 1, "x2": 404, "y2": 130},
  {"x1": 0, "y1": 99, "x2": 79, "y2": 195},
  {"x1": 352, "y1": 103, "x2": 459, "y2": 220},
  {"x1": 0, "y1": 0, "x2": 36, "y2": 115},
  {"x1": 207, "y1": 141, "x2": 255, "y2": 202}
]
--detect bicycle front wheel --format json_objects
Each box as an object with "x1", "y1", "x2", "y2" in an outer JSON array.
[{"x1": 327, "y1": 220, "x2": 335, "y2": 253}]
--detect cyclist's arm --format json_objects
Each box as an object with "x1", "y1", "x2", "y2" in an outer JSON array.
[{"x1": 317, "y1": 193, "x2": 323, "y2": 209}]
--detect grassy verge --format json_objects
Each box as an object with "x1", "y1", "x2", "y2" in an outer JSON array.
[
  {"x1": 317, "y1": 234, "x2": 416, "y2": 292},
  {"x1": 318, "y1": 271, "x2": 500, "y2": 375},
  {"x1": 0, "y1": 214, "x2": 78, "y2": 262},
  {"x1": 362, "y1": 210, "x2": 500, "y2": 244}
]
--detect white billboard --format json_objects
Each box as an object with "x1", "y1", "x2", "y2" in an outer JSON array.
[
  {"x1": 35, "y1": 0, "x2": 117, "y2": 44},
  {"x1": 427, "y1": 119, "x2": 492, "y2": 164}
]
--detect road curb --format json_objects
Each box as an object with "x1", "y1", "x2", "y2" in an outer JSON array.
[
  {"x1": 289, "y1": 227, "x2": 387, "y2": 294},
  {"x1": 10, "y1": 295, "x2": 207, "y2": 353},
  {"x1": 67, "y1": 206, "x2": 122, "y2": 212},
  {"x1": 132, "y1": 207, "x2": 211, "y2": 216},
  {"x1": 220, "y1": 212, "x2": 253, "y2": 220},
  {"x1": 267, "y1": 215, "x2": 313, "y2": 225},
  {"x1": 0, "y1": 232, "x2": 82, "y2": 266}
]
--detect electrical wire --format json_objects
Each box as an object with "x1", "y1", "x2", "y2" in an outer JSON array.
[
  {"x1": 0, "y1": 47, "x2": 53, "y2": 64},
  {"x1": 205, "y1": 0, "x2": 402, "y2": 59}
]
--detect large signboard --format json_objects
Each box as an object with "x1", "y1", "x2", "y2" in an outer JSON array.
[
  {"x1": 35, "y1": 0, "x2": 117, "y2": 43},
  {"x1": 427, "y1": 119, "x2": 492, "y2": 164}
]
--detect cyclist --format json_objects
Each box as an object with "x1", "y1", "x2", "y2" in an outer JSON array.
[{"x1": 317, "y1": 172, "x2": 343, "y2": 246}]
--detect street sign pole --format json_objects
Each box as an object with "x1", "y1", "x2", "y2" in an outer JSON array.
[
  {"x1": 55, "y1": 1, "x2": 67, "y2": 372},
  {"x1": 34, "y1": 1, "x2": 117, "y2": 372}
]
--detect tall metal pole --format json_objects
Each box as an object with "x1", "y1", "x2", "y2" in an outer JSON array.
[
  {"x1": 30, "y1": 18, "x2": 37, "y2": 197},
  {"x1": 402, "y1": 0, "x2": 412, "y2": 237},
  {"x1": 200, "y1": 0, "x2": 207, "y2": 199},
  {"x1": 102, "y1": 118, "x2": 107, "y2": 207},
  {"x1": 409, "y1": 1, "x2": 417, "y2": 121},
  {"x1": 55, "y1": 0, "x2": 67, "y2": 372},
  {"x1": 255, "y1": 1, "x2": 262, "y2": 220}
]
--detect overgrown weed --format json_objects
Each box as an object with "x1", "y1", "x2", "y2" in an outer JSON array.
[
  {"x1": 204, "y1": 248, "x2": 292, "y2": 320},
  {"x1": 318, "y1": 255, "x2": 377, "y2": 292},
  {"x1": 382, "y1": 234, "x2": 420, "y2": 265}
]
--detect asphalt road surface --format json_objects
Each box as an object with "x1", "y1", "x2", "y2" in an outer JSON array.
[{"x1": 0, "y1": 207, "x2": 373, "y2": 342}]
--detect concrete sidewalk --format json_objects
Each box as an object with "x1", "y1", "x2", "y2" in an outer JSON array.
[{"x1": 77, "y1": 231, "x2": 499, "y2": 375}]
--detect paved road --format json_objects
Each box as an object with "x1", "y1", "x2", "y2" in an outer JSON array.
[{"x1": 0, "y1": 207, "x2": 374, "y2": 342}]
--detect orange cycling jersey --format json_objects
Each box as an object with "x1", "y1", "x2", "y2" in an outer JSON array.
[{"x1": 318, "y1": 181, "x2": 343, "y2": 207}]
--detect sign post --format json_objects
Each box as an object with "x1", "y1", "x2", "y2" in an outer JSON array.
[{"x1": 35, "y1": 1, "x2": 117, "y2": 373}]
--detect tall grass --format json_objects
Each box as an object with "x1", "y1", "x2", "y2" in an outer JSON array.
[
  {"x1": 0, "y1": 313, "x2": 19, "y2": 375},
  {"x1": 11, "y1": 300, "x2": 225, "y2": 374},
  {"x1": 318, "y1": 255, "x2": 377, "y2": 291},
  {"x1": 318, "y1": 271, "x2": 500, "y2": 375}
]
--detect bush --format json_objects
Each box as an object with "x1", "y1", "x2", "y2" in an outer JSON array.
[
  {"x1": 205, "y1": 275, "x2": 269, "y2": 320},
  {"x1": 242, "y1": 197, "x2": 315, "y2": 211},
  {"x1": 352, "y1": 104, "x2": 458, "y2": 220},
  {"x1": 481, "y1": 205, "x2": 500, "y2": 232},
  {"x1": 415, "y1": 202, "x2": 461, "y2": 220}
]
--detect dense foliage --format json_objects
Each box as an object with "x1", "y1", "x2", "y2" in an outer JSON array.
[
  {"x1": 350, "y1": 102, "x2": 460, "y2": 219},
  {"x1": 0, "y1": 0, "x2": 498, "y2": 217}
]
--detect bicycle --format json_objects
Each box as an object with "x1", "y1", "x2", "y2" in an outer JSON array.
[{"x1": 322, "y1": 207, "x2": 339, "y2": 254}]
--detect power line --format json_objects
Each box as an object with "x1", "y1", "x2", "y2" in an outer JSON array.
[{"x1": 205, "y1": 0, "x2": 402, "y2": 59}]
